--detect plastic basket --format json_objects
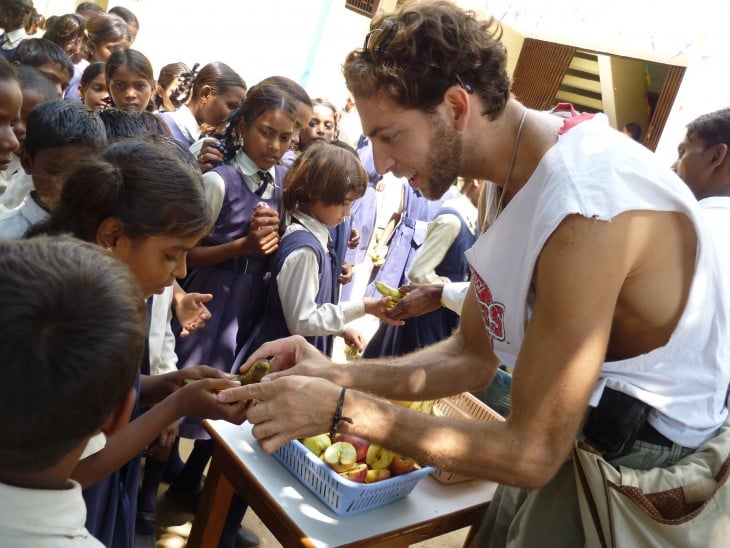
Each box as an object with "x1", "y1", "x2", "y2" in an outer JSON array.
[
  {"x1": 272, "y1": 438, "x2": 434, "y2": 515},
  {"x1": 431, "y1": 393, "x2": 504, "y2": 484}
]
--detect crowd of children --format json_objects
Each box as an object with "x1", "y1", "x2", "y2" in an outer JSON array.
[{"x1": 0, "y1": 2, "x2": 482, "y2": 547}]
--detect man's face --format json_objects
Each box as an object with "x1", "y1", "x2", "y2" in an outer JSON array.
[
  {"x1": 356, "y1": 92, "x2": 461, "y2": 200},
  {"x1": 672, "y1": 132, "x2": 711, "y2": 199}
]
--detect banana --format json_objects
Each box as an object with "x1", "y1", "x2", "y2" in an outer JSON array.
[
  {"x1": 374, "y1": 281, "x2": 403, "y2": 308},
  {"x1": 235, "y1": 359, "x2": 272, "y2": 385}
]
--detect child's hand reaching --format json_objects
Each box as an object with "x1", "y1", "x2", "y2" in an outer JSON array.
[
  {"x1": 175, "y1": 291, "x2": 213, "y2": 338},
  {"x1": 342, "y1": 326, "x2": 365, "y2": 353},
  {"x1": 245, "y1": 207, "x2": 280, "y2": 255}
]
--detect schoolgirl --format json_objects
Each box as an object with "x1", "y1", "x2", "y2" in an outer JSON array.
[
  {"x1": 104, "y1": 48, "x2": 154, "y2": 111},
  {"x1": 84, "y1": 13, "x2": 130, "y2": 63},
  {"x1": 78, "y1": 61, "x2": 109, "y2": 110},
  {"x1": 29, "y1": 136, "x2": 248, "y2": 548}
]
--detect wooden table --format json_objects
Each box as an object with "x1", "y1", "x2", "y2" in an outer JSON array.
[{"x1": 189, "y1": 420, "x2": 496, "y2": 547}]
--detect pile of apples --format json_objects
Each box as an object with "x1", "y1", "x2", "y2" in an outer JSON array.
[{"x1": 300, "y1": 400, "x2": 437, "y2": 484}]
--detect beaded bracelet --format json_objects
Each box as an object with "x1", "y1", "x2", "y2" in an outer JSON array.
[{"x1": 330, "y1": 387, "x2": 353, "y2": 438}]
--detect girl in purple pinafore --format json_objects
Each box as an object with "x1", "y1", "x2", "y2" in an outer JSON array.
[{"x1": 167, "y1": 82, "x2": 299, "y2": 534}]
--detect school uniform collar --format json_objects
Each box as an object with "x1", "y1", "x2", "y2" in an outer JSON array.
[
  {"x1": 174, "y1": 105, "x2": 201, "y2": 143},
  {"x1": 291, "y1": 210, "x2": 331, "y2": 250},
  {"x1": 0, "y1": 28, "x2": 28, "y2": 49},
  {"x1": 233, "y1": 150, "x2": 276, "y2": 195}
]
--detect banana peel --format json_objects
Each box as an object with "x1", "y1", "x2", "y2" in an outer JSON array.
[{"x1": 374, "y1": 281, "x2": 403, "y2": 308}]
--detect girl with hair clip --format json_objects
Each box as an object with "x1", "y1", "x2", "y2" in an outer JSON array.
[
  {"x1": 160, "y1": 61, "x2": 246, "y2": 147},
  {"x1": 105, "y1": 48, "x2": 155, "y2": 112},
  {"x1": 78, "y1": 61, "x2": 109, "y2": 110},
  {"x1": 84, "y1": 12, "x2": 130, "y2": 62},
  {"x1": 155, "y1": 61, "x2": 190, "y2": 112},
  {"x1": 28, "y1": 136, "x2": 249, "y2": 548}
]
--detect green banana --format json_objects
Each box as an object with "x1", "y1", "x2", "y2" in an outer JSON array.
[
  {"x1": 234, "y1": 359, "x2": 272, "y2": 385},
  {"x1": 374, "y1": 281, "x2": 403, "y2": 307}
]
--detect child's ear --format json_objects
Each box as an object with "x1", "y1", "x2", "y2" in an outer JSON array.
[
  {"x1": 96, "y1": 217, "x2": 124, "y2": 250},
  {"x1": 199, "y1": 84, "x2": 212, "y2": 100},
  {"x1": 19, "y1": 148, "x2": 32, "y2": 175},
  {"x1": 99, "y1": 386, "x2": 136, "y2": 437}
]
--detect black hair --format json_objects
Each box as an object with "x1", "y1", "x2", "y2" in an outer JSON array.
[
  {"x1": 219, "y1": 79, "x2": 298, "y2": 160},
  {"x1": 108, "y1": 6, "x2": 138, "y2": 29},
  {"x1": 686, "y1": 108, "x2": 730, "y2": 147},
  {"x1": 33, "y1": 136, "x2": 211, "y2": 242},
  {"x1": 98, "y1": 108, "x2": 169, "y2": 140},
  {"x1": 79, "y1": 60, "x2": 105, "y2": 87},
  {"x1": 84, "y1": 13, "x2": 130, "y2": 60},
  {"x1": 155, "y1": 61, "x2": 191, "y2": 110},
  {"x1": 0, "y1": 53, "x2": 17, "y2": 81},
  {"x1": 261, "y1": 75, "x2": 311, "y2": 110},
  {"x1": 23, "y1": 100, "x2": 107, "y2": 159},
  {"x1": 0, "y1": 235, "x2": 145, "y2": 472},
  {"x1": 75, "y1": 2, "x2": 105, "y2": 17},
  {"x1": 187, "y1": 61, "x2": 246, "y2": 104},
  {"x1": 105, "y1": 48, "x2": 154, "y2": 110},
  {"x1": 624, "y1": 122, "x2": 642, "y2": 141},
  {"x1": 43, "y1": 13, "x2": 85, "y2": 50},
  {"x1": 0, "y1": 0, "x2": 33, "y2": 31},
  {"x1": 13, "y1": 37, "x2": 74, "y2": 78},
  {"x1": 15, "y1": 64, "x2": 57, "y2": 100}
]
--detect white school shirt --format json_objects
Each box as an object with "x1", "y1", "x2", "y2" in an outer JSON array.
[
  {"x1": 0, "y1": 480, "x2": 103, "y2": 547},
  {"x1": 0, "y1": 195, "x2": 47, "y2": 239},
  {"x1": 0, "y1": 28, "x2": 27, "y2": 51},
  {"x1": 0, "y1": 165, "x2": 33, "y2": 212},
  {"x1": 163, "y1": 104, "x2": 200, "y2": 145},
  {"x1": 201, "y1": 149, "x2": 276, "y2": 220},
  {"x1": 278, "y1": 212, "x2": 365, "y2": 337},
  {"x1": 465, "y1": 114, "x2": 730, "y2": 448},
  {"x1": 149, "y1": 287, "x2": 178, "y2": 376}
]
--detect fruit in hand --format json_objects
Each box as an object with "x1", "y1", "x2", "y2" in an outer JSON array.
[
  {"x1": 366, "y1": 444, "x2": 395, "y2": 470},
  {"x1": 323, "y1": 441, "x2": 358, "y2": 473},
  {"x1": 235, "y1": 359, "x2": 271, "y2": 385},
  {"x1": 389, "y1": 453, "x2": 419, "y2": 475},
  {"x1": 336, "y1": 434, "x2": 370, "y2": 462},
  {"x1": 339, "y1": 462, "x2": 368, "y2": 483},
  {"x1": 365, "y1": 468, "x2": 392, "y2": 483},
  {"x1": 374, "y1": 281, "x2": 402, "y2": 308},
  {"x1": 301, "y1": 433, "x2": 331, "y2": 457},
  {"x1": 408, "y1": 400, "x2": 434, "y2": 414}
]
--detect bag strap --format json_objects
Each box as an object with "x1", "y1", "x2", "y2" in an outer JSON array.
[{"x1": 574, "y1": 447, "x2": 610, "y2": 548}]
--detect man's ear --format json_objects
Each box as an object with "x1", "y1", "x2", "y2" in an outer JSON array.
[
  {"x1": 96, "y1": 217, "x2": 124, "y2": 250},
  {"x1": 19, "y1": 148, "x2": 32, "y2": 175},
  {"x1": 709, "y1": 142, "x2": 729, "y2": 170},
  {"x1": 99, "y1": 386, "x2": 137, "y2": 437},
  {"x1": 442, "y1": 85, "x2": 471, "y2": 131}
]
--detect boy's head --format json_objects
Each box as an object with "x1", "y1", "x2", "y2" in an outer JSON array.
[
  {"x1": 21, "y1": 100, "x2": 107, "y2": 210},
  {"x1": 0, "y1": 235, "x2": 146, "y2": 477},
  {"x1": 0, "y1": 0, "x2": 33, "y2": 32},
  {"x1": 14, "y1": 65, "x2": 57, "y2": 147},
  {"x1": 673, "y1": 107, "x2": 730, "y2": 200},
  {"x1": 12, "y1": 38, "x2": 74, "y2": 98},
  {"x1": 0, "y1": 55, "x2": 21, "y2": 170}
]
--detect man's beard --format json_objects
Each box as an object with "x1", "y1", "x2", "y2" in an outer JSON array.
[{"x1": 423, "y1": 115, "x2": 462, "y2": 200}]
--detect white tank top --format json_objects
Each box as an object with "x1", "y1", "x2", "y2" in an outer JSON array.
[{"x1": 465, "y1": 114, "x2": 730, "y2": 447}]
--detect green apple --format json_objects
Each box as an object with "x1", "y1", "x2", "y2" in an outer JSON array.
[
  {"x1": 323, "y1": 441, "x2": 358, "y2": 473},
  {"x1": 301, "y1": 433, "x2": 332, "y2": 457},
  {"x1": 365, "y1": 444, "x2": 395, "y2": 470}
]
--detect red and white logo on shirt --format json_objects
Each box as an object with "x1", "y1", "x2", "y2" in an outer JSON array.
[{"x1": 471, "y1": 267, "x2": 505, "y2": 342}]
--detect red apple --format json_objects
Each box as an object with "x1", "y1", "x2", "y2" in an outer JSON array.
[
  {"x1": 389, "y1": 453, "x2": 419, "y2": 475},
  {"x1": 339, "y1": 462, "x2": 368, "y2": 483},
  {"x1": 337, "y1": 434, "x2": 370, "y2": 462},
  {"x1": 323, "y1": 441, "x2": 358, "y2": 473},
  {"x1": 365, "y1": 444, "x2": 394, "y2": 470},
  {"x1": 365, "y1": 468, "x2": 392, "y2": 483}
]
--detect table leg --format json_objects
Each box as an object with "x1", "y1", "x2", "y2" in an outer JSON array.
[{"x1": 188, "y1": 443, "x2": 235, "y2": 547}]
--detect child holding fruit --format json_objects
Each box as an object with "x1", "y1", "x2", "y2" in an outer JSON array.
[{"x1": 234, "y1": 141, "x2": 402, "y2": 364}]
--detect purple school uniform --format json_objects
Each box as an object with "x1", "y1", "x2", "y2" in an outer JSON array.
[
  {"x1": 364, "y1": 205, "x2": 476, "y2": 357},
  {"x1": 365, "y1": 182, "x2": 453, "y2": 298},
  {"x1": 234, "y1": 224, "x2": 339, "y2": 366},
  {"x1": 173, "y1": 162, "x2": 285, "y2": 439}
]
